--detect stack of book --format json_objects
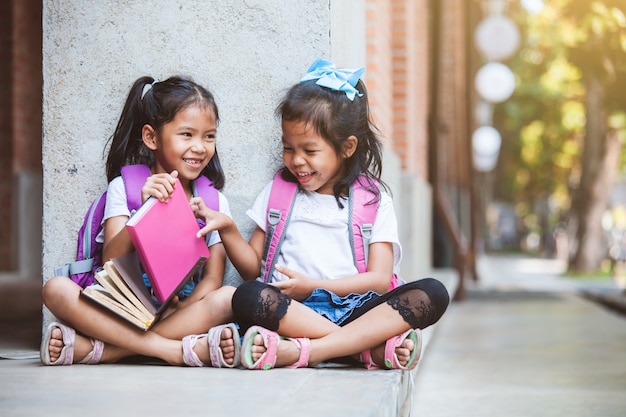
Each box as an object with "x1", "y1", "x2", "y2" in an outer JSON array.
[{"x1": 81, "y1": 178, "x2": 210, "y2": 330}]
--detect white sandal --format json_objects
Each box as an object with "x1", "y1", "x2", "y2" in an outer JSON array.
[
  {"x1": 40, "y1": 321, "x2": 104, "y2": 365},
  {"x1": 182, "y1": 323, "x2": 240, "y2": 368}
]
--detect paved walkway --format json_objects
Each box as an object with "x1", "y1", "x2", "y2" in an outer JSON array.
[
  {"x1": 1, "y1": 255, "x2": 625, "y2": 416},
  {"x1": 412, "y1": 255, "x2": 626, "y2": 417}
]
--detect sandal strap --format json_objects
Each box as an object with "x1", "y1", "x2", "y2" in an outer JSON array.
[
  {"x1": 254, "y1": 327, "x2": 280, "y2": 370},
  {"x1": 241, "y1": 326, "x2": 282, "y2": 370},
  {"x1": 359, "y1": 349, "x2": 380, "y2": 369},
  {"x1": 241, "y1": 326, "x2": 311, "y2": 370},
  {"x1": 207, "y1": 323, "x2": 241, "y2": 368},
  {"x1": 77, "y1": 338, "x2": 104, "y2": 364},
  {"x1": 182, "y1": 334, "x2": 206, "y2": 367},
  {"x1": 285, "y1": 337, "x2": 310, "y2": 369},
  {"x1": 384, "y1": 328, "x2": 422, "y2": 370},
  {"x1": 40, "y1": 322, "x2": 76, "y2": 366}
]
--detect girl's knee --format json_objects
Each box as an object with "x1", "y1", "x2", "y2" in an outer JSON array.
[
  {"x1": 214, "y1": 284, "x2": 236, "y2": 300},
  {"x1": 204, "y1": 285, "x2": 236, "y2": 313},
  {"x1": 416, "y1": 278, "x2": 450, "y2": 311},
  {"x1": 389, "y1": 278, "x2": 450, "y2": 329},
  {"x1": 231, "y1": 280, "x2": 270, "y2": 312},
  {"x1": 231, "y1": 281, "x2": 289, "y2": 331},
  {"x1": 41, "y1": 276, "x2": 77, "y2": 306}
]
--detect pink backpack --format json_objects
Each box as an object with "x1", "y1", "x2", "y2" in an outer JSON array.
[
  {"x1": 54, "y1": 164, "x2": 218, "y2": 288},
  {"x1": 261, "y1": 171, "x2": 399, "y2": 291}
]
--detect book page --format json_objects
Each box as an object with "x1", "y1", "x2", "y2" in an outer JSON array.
[
  {"x1": 94, "y1": 269, "x2": 154, "y2": 324},
  {"x1": 82, "y1": 285, "x2": 153, "y2": 331},
  {"x1": 110, "y1": 253, "x2": 158, "y2": 316}
]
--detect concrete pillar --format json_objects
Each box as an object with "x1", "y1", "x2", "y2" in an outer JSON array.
[{"x1": 42, "y1": 1, "x2": 335, "y2": 326}]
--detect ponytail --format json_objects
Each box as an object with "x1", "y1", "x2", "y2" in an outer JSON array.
[{"x1": 105, "y1": 76, "x2": 155, "y2": 182}]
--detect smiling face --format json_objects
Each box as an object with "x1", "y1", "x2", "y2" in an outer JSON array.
[
  {"x1": 281, "y1": 120, "x2": 356, "y2": 195},
  {"x1": 143, "y1": 104, "x2": 217, "y2": 186}
]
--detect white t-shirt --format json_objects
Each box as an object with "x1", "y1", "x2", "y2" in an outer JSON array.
[
  {"x1": 247, "y1": 181, "x2": 402, "y2": 283},
  {"x1": 97, "y1": 175, "x2": 231, "y2": 247}
]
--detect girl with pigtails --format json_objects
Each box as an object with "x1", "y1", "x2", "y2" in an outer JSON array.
[{"x1": 41, "y1": 76, "x2": 240, "y2": 367}]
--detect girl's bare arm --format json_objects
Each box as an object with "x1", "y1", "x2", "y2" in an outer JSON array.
[
  {"x1": 273, "y1": 241, "x2": 394, "y2": 299},
  {"x1": 193, "y1": 197, "x2": 265, "y2": 281},
  {"x1": 179, "y1": 241, "x2": 226, "y2": 305},
  {"x1": 102, "y1": 215, "x2": 134, "y2": 262}
]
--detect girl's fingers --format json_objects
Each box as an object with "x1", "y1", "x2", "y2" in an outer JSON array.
[
  {"x1": 143, "y1": 173, "x2": 178, "y2": 201},
  {"x1": 196, "y1": 225, "x2": 212, "y2": 239},
  {"x1": 190, "y1": 197, "x2": 207, "y2": 209},
  {"x1": 275, "y1": 264, "x2": 295, "y2": 278}
]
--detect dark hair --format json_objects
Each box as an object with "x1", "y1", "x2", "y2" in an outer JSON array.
[
  {"x1": 104, "y1": 75, "x2": 225, "y2": 189},
  {"x1": 276, "y1": 79, "x2": 387, "y2": 202}
]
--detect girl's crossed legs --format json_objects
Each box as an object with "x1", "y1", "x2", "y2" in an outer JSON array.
[
  {"x1": 231, "y1": 278, "x2": 450, "y2": 368},
  {"x1": 42, "y1": 277, "x2": 237, "y2": 366}
]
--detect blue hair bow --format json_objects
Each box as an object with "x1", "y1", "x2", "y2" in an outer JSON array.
[{"x1": 300, "y1": 59, "x2": 365, "y2": 101}]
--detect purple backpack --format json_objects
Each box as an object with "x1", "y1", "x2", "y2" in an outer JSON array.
[
  {"x1": 55, "y1": 164, "x2": 218, "y2": 288},
  {"x1": 260, "y1": 170, "x2": 400, "y2": 291}
]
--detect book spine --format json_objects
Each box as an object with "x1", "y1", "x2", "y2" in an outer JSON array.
[{"x1": 167, "y1": 256, "x2": 208, "y2": 301}]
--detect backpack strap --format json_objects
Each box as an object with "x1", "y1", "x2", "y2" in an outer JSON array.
[
  {"x1": 120, "y1": 165, "x2": 152, "y2": 213},
  {"x1": 260, "y1": 171, "x2": 399, "y2": 290},
  {"x1": 193, "y1": 175, "x2": 219, "y2": 245},
  {"x1": 58, "y1": 165, "x2": 149, "y2": 281},
  {"x1": 260, "y1": 171, "x2": 379, "y2": 282},
  {"x1": 120, "y1": 165, "x2": 219, "y2": 212},
  {"x1": 121, "y1": 165, "x2": 219, "y2": 243},
  {"x1": 351, "y1": 176, "x2": 400, "y2": 290},
  {"x1": 261, "y1": 171, "x2": 298, "y2": 283},
  {"x1": 55, "y1": 165, "x2": 220, "y2": 285},
  {"x1": 349, "y1": 176, "x2": 378, "y2": 274},
  {"x1": 193, "y1": 175, "x2": 219, "y2": 212}
]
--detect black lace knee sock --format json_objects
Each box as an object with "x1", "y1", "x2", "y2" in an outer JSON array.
[
  {"x1": 387, "y1": 278, "x2": 450, "y2": 329},
  {"x1": 231, "y1": 280, "x2": 291, "y2": 331}
]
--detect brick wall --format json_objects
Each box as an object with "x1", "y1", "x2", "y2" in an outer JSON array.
[
  {"x1": 365, "y1": 0, "x2": 471, "y2": 187},
  {"x1": 366, "y1": 0, "x2": 431, "y2": 181},
  {"x1": 0, "y1": 1, "x2": 14, "y2": 269},
  {"x1": 366, "y1": 0, "x2": 393, "y2": 148},
  {"x1": 391, "y1": 0, "x2": 430, "y2": 179}
]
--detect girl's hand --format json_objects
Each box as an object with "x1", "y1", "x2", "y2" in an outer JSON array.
[
  {"x1": 141, "y1": 170, "x2": 178, "y2": 203},
  {"x1": 191, "y1": 196, "x2": 234, "y2": 238},
  {"x1": 272, "y1": 265, "x2": 315, "y2": 301}
]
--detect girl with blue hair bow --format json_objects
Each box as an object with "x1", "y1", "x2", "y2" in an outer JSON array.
[{"x1": 193, "y1": 59, "x2": 450, "y2": 370}]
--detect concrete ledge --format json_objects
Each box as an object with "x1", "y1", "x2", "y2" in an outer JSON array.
[
  {"x1": 0, "y1": 360, "x2": 401, "y2": 417},
  {"x1": 0, "y1": 270, "x2": 458, "y2": 417}
]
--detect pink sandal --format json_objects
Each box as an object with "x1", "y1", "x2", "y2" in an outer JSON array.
[
  {"x1": 40, "y1": 321, "x2": 104, "y2": 365},
  {"x1": 360, "y1": 328, "x2": 422, "y2": 370},
  {"x1": 240, "y1": 325, "x2": 310, "y2": 370},
  {"x1": 182, "y1": 323, "x2": 241, "y2": 368}
]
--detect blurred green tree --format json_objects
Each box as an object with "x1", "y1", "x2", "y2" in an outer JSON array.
[{"x1": 493, "y1": 0, "x2": 626, "y2": 272}]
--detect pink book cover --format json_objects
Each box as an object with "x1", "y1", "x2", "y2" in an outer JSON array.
[{"x1": 125, "y1": 178, "x2": 210, "y2": 303}]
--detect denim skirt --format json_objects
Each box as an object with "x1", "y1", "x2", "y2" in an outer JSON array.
[{"x1": 301, "y1": 288, "x2": 380, "y2": 326}]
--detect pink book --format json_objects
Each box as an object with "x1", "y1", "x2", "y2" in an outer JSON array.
[{"x1": 125, "y1": 178, "x2": 210, "y2": 303}]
